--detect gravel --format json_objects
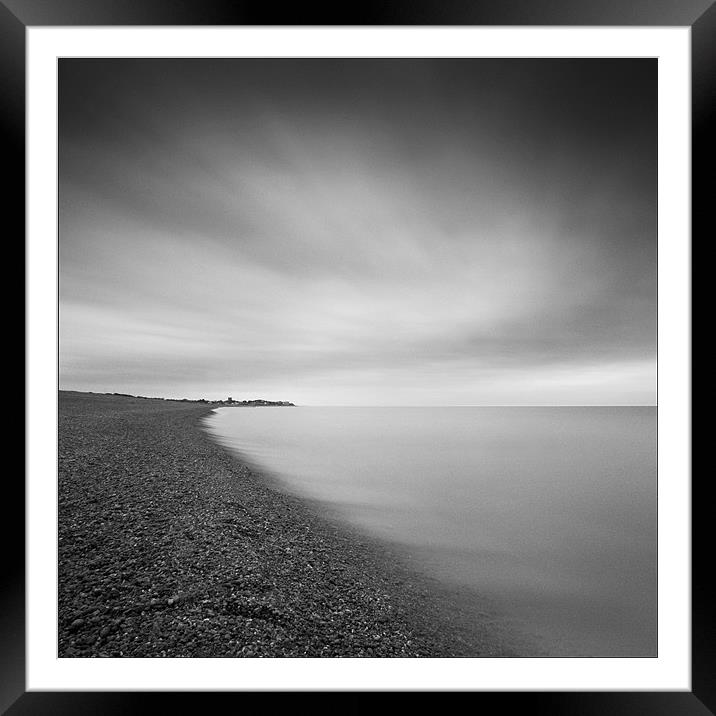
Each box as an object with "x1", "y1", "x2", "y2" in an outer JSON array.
[{"x1": 58, "y1": 391, "x2": 519, "y2": 657}]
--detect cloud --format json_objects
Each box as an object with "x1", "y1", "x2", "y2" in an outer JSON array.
[{"x1": 59, "y1": 59, "x2": 656, "y2": 404}]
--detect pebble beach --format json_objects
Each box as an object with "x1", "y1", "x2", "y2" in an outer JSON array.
[{"x1": 58, "y1": 390, "x2": 518, "y2": 658}]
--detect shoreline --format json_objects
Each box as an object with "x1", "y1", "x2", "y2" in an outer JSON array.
[{"x1": 59, "y1": 390, "x2": 524, "y2": 657}]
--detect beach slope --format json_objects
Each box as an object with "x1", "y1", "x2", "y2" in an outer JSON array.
[{"x1": 58, "y1": 391, "x2": 511, "y2": 657}]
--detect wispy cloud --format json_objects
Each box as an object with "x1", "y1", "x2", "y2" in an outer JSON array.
[{"x1": 59, "y1": 59, "x2": 656, "y2": 404}]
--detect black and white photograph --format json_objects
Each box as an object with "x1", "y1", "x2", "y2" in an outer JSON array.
[{"x1": 57, "y1": 57, "x2": 658, "y2": 659}]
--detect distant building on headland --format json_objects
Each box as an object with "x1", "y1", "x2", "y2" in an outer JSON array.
[{"x1": 219, "y1": 397, "x2": 294, "y2": 407}]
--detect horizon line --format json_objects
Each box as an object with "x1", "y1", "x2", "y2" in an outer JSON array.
[{"x1": 59, "y1": 389, "x2": 656, "y2": 408}]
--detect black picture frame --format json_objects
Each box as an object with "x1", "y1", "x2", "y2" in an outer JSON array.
[{"x1": 10, "y1": 0, "x2": 705, "y2": 712}]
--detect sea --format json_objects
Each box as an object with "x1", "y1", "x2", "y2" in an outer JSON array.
[{"x1": 204, "y1": 406, "x2": 656, "y2": 656}]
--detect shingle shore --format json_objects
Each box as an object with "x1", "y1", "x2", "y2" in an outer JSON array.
[{"x1": 58, "y1": 390, "x2": 516, "y2": 657}]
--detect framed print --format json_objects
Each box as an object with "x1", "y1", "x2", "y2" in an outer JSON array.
[{"x1": 11, "y1": 0, "x2": 705, "y2": 711}]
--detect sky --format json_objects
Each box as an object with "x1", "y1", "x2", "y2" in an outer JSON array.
[{"x1": 59, "y1": 59, "x2": 656, "y2": 405}]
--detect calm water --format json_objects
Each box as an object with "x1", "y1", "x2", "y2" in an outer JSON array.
[{"x1": 204, "y1": 406, "x2": 656, "y2": 656}]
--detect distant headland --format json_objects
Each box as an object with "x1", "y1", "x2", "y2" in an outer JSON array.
[{"x1": 81, "y1": 390, "x2": 295, "y2": 406}]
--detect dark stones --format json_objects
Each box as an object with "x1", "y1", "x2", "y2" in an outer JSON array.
[{"x1": 57, "y1": 391, "x2": 506, "y2": 658}]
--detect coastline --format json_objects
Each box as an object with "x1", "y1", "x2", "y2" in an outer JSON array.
[{"x1": 59, "y1": 390, "x2": 523, "y2": 657}]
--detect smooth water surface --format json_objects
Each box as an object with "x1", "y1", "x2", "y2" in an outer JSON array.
[{"x1": 205, "y1": 406, "x2": 656, "y2": 656}]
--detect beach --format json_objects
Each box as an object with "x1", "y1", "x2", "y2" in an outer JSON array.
[{"x1": 58, "y1": 391, "x2": 518, "y2": 658}]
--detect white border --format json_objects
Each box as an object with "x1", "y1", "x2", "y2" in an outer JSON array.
[{"x1": 27, "y1": 27, "x2": 691, "y2": 691}]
